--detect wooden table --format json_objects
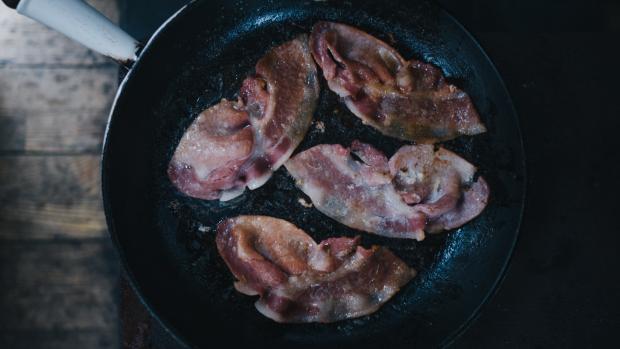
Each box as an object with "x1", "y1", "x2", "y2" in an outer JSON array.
[{"x1": 0, "y1": 1, "x2": 120, "y2": 348}]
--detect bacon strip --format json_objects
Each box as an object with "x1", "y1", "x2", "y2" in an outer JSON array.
[
  {"x1": 216, "y1": 216, "x2": 416, "y2": 323},
  {"x1": 168, "y1": 36, "x2": 319, "y2": 200},
  {"x1": 310, "y1": 21, "x2": 486, "y2": 143},
  {"x1": 285, "y1": 142, "x2": 489, "y2": 240}
]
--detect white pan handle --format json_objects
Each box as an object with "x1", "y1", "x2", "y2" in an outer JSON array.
[{"x1": 6, "y1": 0, "x2": 140, "y2": 65}]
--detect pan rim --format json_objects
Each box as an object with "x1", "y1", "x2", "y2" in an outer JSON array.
[
  {"x1": 435, "y1": 9, "x2": 526, "y2": 348},
  {"x1": 101, "y1": 1, "x2": 197, "y2": 348}
]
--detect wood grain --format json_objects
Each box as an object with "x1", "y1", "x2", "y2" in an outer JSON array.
[
  {"x1": 0, "y1": 239, "x2": 119, "y2": 346},
  {"x1": 0, "y1": 1, "x2": 122, "y2": 347},
  {"x1": 0, "y1": 67, "x2": 116, "y2": 112},
  {"x1": 0, "y1": 155, "x2": 106, "y2": 239},
  {"x1": 0, "y1": 109, "x2": 109, "y2": 153},
  {"x1": 24, "y1": 109, "x2": 109, "y2": 153},
  {"x1": 0, "y1": 0, "x2": 120, "y2": 67},
  {"x1": 0, "y1": 67, "x2": 116, "y2": 153}
]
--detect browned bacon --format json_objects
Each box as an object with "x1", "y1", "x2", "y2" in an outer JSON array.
[
  {"x1": 390, "y1": 145, "x2": 490, "y2": 232},
  {"x1": 285, "y1": 142, "x2": 427, "y2": 240},
  {"x1": 216, "y1": 216, "x2": 415, "y2": 323},
  {"x1": 310, "y1": 21, "x2": 486, "y2": 143},
  {"x1": 168, "y1": 36, "x2": 319, "y2": 200},
  {"x1": 285, "y1": 142, "x2": 489, "y2": 240}
]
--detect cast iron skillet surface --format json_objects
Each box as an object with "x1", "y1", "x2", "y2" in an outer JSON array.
[{"x1": 102, "y1": 0, "x2": 525, "y2": 347}]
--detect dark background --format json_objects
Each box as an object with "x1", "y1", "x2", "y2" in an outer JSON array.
[
  {"x1": 116, "y1": 0, "x2": 620, "y2": 347},
  {"x1": 440, "y1": 1, "x2": 620, "y2": 347}
]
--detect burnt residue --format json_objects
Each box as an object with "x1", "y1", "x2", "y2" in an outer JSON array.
[{"x1": 102, "y1": 1, "x2": 525, "y2": 348}]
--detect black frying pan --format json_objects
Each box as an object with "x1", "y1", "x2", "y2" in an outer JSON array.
[{"x1": 3, "y1": 0, "x2": 526, "y2": 347}]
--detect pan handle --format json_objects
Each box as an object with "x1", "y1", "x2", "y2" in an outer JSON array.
[{"x1": 2, "y1": 0, "x2": 140, "y2": 67}]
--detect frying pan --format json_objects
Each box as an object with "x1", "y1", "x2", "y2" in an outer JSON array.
[{"x1": 2, "y1": 0, "x2": 526, "y2": 347}]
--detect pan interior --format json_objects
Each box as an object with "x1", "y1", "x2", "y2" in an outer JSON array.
[{"x1": 102, "y1": 1, "x2": 525, "y2": 347}]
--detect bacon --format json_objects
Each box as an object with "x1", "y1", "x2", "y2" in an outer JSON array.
[
  {"x1": 167, "y1": 101, "x2": 253, "y2": 200},
  {"x1": 310, "y1": 21, "x2": 486, "y2": 143},
  {"x1": 216, "y1": 216, "x2": 415, "y2": 323},
  {"x1": 285, "y1": 141, "x2": 489, "y2": 240},
  {"x1": 285, "y1": 143, "x2": 426, "y2": 240},
  {"x1": 390, "y1": 145, "x2": 490, "y2": 232},
  {"x1": 168, "y1": 35, "x2": 319, "y2": 200}
]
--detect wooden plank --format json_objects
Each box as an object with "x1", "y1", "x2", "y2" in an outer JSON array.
[
  {"x1": 0, "y1": 0, "x2": 120, "y2": 66},
  {"x1": 0, "y1": 67, "x2": 115, "y2": 153},
  {"x1": 0, "y1": 67, "x2": 117, "y2": 112},
  {"x1": 24, "y1": 109, "x2": 108, "y2": 153},
  {"x1": 0, "y1": 1, "x2": 121, "y2": 153},
  {"x1": 0, "y1": 3, "x2": 122, "y2": 348},
  {"x1": 0, "y1": 155, "x2": 106, "y2": 240},
  {"x1": 0, "y1": 109, "x2": 109, "y2": 153},
  {"x1": 0, "y1": 239, "x2": 119, "y2": 345}
]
